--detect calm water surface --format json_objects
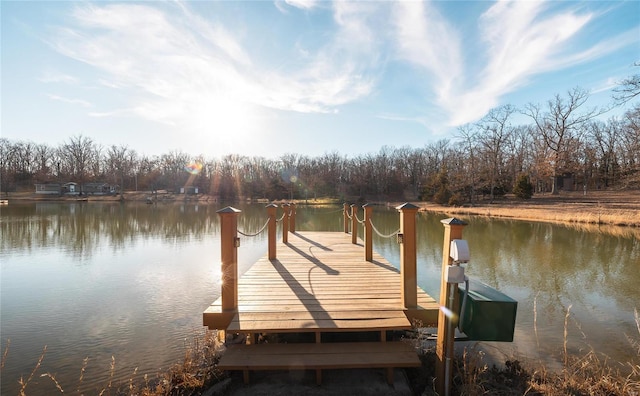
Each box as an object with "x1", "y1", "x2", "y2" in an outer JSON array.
[{"x1": 1, "y1": 202, "x2": 639, "y2": 394}]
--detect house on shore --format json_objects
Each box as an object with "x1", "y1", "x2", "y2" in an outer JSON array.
[
  {"x1": 35, "y1": 183, "x2": 63, "y2": 195},
  {"x1": 34, "y1": 182, "x2": 117, "y2": 195},
  {"x1": 179, "y1": 186, "x2": 199, "y2": 195}
]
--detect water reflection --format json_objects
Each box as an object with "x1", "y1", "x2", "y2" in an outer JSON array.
[
  {"x1": 452, "y1": 217, "x2": 639, "y2": 367},
  {"x1": 0, "y1": 203, "x2": 277, "y2": 257},
  {"x1": 0, "y1": 202, "x2": 270, "y2": 395},
  {"x1": 1, "y1": 203, "x2": 638, "y2": 394}
]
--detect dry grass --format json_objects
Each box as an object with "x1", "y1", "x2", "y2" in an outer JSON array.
[
  {"x1": 6, "y1": 310, "x2": 640, "y2": 395},
  {"x1": 2, "y1": 329, "x2": 225, "y2": 396},
  {"x1": 419, "y1": 190, "x2": 640, "y2": 233},
  {"x1": 407, "y1": 305, "x2": 640, "y2": 396}
]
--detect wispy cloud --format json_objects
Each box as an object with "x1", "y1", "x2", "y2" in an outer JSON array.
[
  {"x1": 44, "y1": 0, "x2": 634, "y2": 137},
  {"x1": 391, "y1": 0, "x2": 629, "y2": 126},
  {"x1": 46, "y1": 93, "x2": 92, "y2": 107},
  {"x1": 285, "y1": 0, "x2": 318, "y2": 10},
  {"x1": 39, "y1": 71, "x2": 78, "y2": 84},
  {"x1": 591, "y1": 77, "x2": 619, "y2": 95},
  {"x1": 260, "y1": 2, "x2": 381, "y2": 112},
  {"x1": 392, "y1": 1, "x2": 462, "y2": 99},
  {"x1": 47, "y1": 0, "x2": 378, "y2": 132}
]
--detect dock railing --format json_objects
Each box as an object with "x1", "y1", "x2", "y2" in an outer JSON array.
[{"x1": 217, "y1": 202, "x2": 422, "y2": 312}]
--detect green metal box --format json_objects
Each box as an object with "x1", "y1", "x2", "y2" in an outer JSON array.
[{"x1": 457, "y1": 280, "x2": 517, "y2": 342}]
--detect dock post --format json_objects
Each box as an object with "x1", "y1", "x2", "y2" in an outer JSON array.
[
  {"x1": 282, "y1": 204, "x2": 290, "y2": 244},
  {"x1": 363, "y1": 204, "x2": 373, "y2": 261},
  {"x1": 350, "y1": 204, "x2": 358, "y2": 244},
  {"x1": 435, "y1": 218, "x2": 468, "y2": 396},
  {"x1": 396, "y1": 203, "x2": 418, "y2": 308},
  {"x1": 217, "y1": 206, "x2": 241, "y2": 312},
  {"x1": 343, "y1": 203, "x2": 349, "y2": 233},
  {"x1": 290, "y1": 203, "x2": 296, "y2": 233},
  {"x1": 267, "y1": 204, "x2": 277, "y2": 260}
]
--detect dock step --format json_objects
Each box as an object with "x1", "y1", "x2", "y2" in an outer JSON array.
[
  {"x1": 218, "y1": 341, "x2": 421, "y2": 384},
  {"x1": 226, "y1": 310, "x2": 413, "y2": 332}
]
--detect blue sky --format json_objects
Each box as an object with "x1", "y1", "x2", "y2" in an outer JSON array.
[{"x1": 2, "y1": 1, "x2": 638, "y2": 159}]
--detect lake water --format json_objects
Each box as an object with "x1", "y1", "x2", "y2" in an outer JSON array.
[{"x1": 1, "y1": 202, "x2": 639, "y2": 394}]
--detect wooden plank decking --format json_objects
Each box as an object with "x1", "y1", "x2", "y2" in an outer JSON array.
[
  {"x1": 203, "y1": 231, "x2": 439, "y2": 332},
  {"x1": 203, "y1": 231, "x2": 439, "y2": 384}
]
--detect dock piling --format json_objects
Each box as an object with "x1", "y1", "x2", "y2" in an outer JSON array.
[
  {"x1": 290, "y1": 203, "x2": 296, "y2": 233},
  {"x1": 396, "y1": 203, "x2": 419, "y2": 309},
  {"x1": 363, "y1": 204, "x2": 373, "y2": 261},
  {"x1": 343, "y1": 203, "x2": 349, "y2": 233},
  {"x1": 435, "y1": 217, "x2": 468, "y2": 396},
  {"x1": 217, "y1": 206, "x2": 241, "y2": 312},
  {"x1": 282, "y1": 204, "x2": 290, "y2": 244},
  {"x1": 350, "y1": 204, "x2": 358, "y2": 244},
  {"x1": 267, "y1": 204, "x2": 277, "y2": 260}
]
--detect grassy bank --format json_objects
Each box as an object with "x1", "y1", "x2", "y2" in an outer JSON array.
[
  {"x1": 2, "y1": 330, "x2": 226, "y2": 396},
  {"x1": 415, "y1": 190, "x2": 640, "y2": 229},
  {"x1": 5, "y1": 310, "x2": 639, "y2": 396},
  {"x1": 407, "y1": 309, "x2": 640, "y2": 395}
]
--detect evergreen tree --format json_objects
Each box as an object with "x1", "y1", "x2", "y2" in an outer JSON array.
[{"x1": 513, "y1": 174, "x2": 533, "y2": 199}]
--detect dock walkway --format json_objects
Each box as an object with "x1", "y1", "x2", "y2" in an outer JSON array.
[{"x1": 204, "y1": 231, "x2": 439, "y2": 384}]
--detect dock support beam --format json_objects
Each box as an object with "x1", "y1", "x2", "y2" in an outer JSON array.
[
  {"x1": 350, "y1": 204, "x2": 358, "y2": 244},
  {"x1": 435, "y1": 217, "x2": 468, "y2": 396},
  {"x1": 363, "y1": 204, "x2": 373, "y2": 261},
  {"x1": 397, "y1": 203, "x2": 418, "y2": 309},
  {"x1": 282, "y1": 204, "x2": 290, "y2": 244},
  {"x1": 343, "y1": 203, "x2": 349, "y2": 233},
  {"x1": 218, "y1": 206, "x2": 241, "y2": 312},
  {"x1": 290, "y1": 203, "x2": 296, "y2": 233},
  {"x1": 267, "y1": 204, "x2": 277, "y2": 260}
]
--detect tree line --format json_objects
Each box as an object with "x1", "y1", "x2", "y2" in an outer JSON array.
[{"x1": 1, "y1": 85, "x2": 639, "y2": 204}]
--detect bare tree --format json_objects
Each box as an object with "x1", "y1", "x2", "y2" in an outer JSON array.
[
  {"x1": 523, "y1": 87, "x2": 603, "y2": 194},
  {"x1": 0, "y1": 138, "x2": 11, "y2": 195},
  {"x1": 613, "y1": 63, "x2": 640, "y2": 105},
  {"x1": 588, "y1": 119, "x2": 621, "y2": 188},
  {"x1": 476, "y1": 105, "x2": 514, "y2": 202},
  {"x1": 33, "y1": 144, "x2": 55, "y2": 181},
  {"x1": 107, "y1": 145, "x2": 135, "y2": 195},
  {"x1": 620, "y1": 105, "x2": 640, "y2": 186},
  {"x1": 455, "y1": 124, "x2": 479, "y2": 203},
  {"x1": 60, "y1": 135, "x2": 97, "y2": 194},
  {"x1": 505, "y1": 125, "x2": 534, "y2": 188}
]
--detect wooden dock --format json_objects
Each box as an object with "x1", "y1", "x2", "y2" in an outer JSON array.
[{"x1": 203, "y1": 230, "x2": 439, "y2": 384}]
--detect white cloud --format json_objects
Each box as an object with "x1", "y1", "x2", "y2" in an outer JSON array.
[
  {"x1": 47, "y1": 1, "x2": 378, "y2": 128},
  {"x1": 392, "y1": 1, "x2": 462, "y2": 100},
  {"x1": 39, "y1": 71, "x2": 78, "y2": 84},
  {"x1": 256, "y1": 1, "x2": 381, "y2": 112},
  {"x1": 591, "y1": 77, "x2": 618, "y2": 95},
  {"x1": 44, "y1": 0, "x2": 633, "y2": 140},
  {"x1": 391, "y1": 0, "x2": 627, "y2": 127},
  {"x1": 46, "y1": 93, "x2": 92, "y2": 107},
  {"x1": 284, "y1": 0, "x2": 318, "y2": 10}
]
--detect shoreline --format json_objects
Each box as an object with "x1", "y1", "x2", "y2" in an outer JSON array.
[{"x1": 3, "y1": 190, "x2": 639, "y2": 230}]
